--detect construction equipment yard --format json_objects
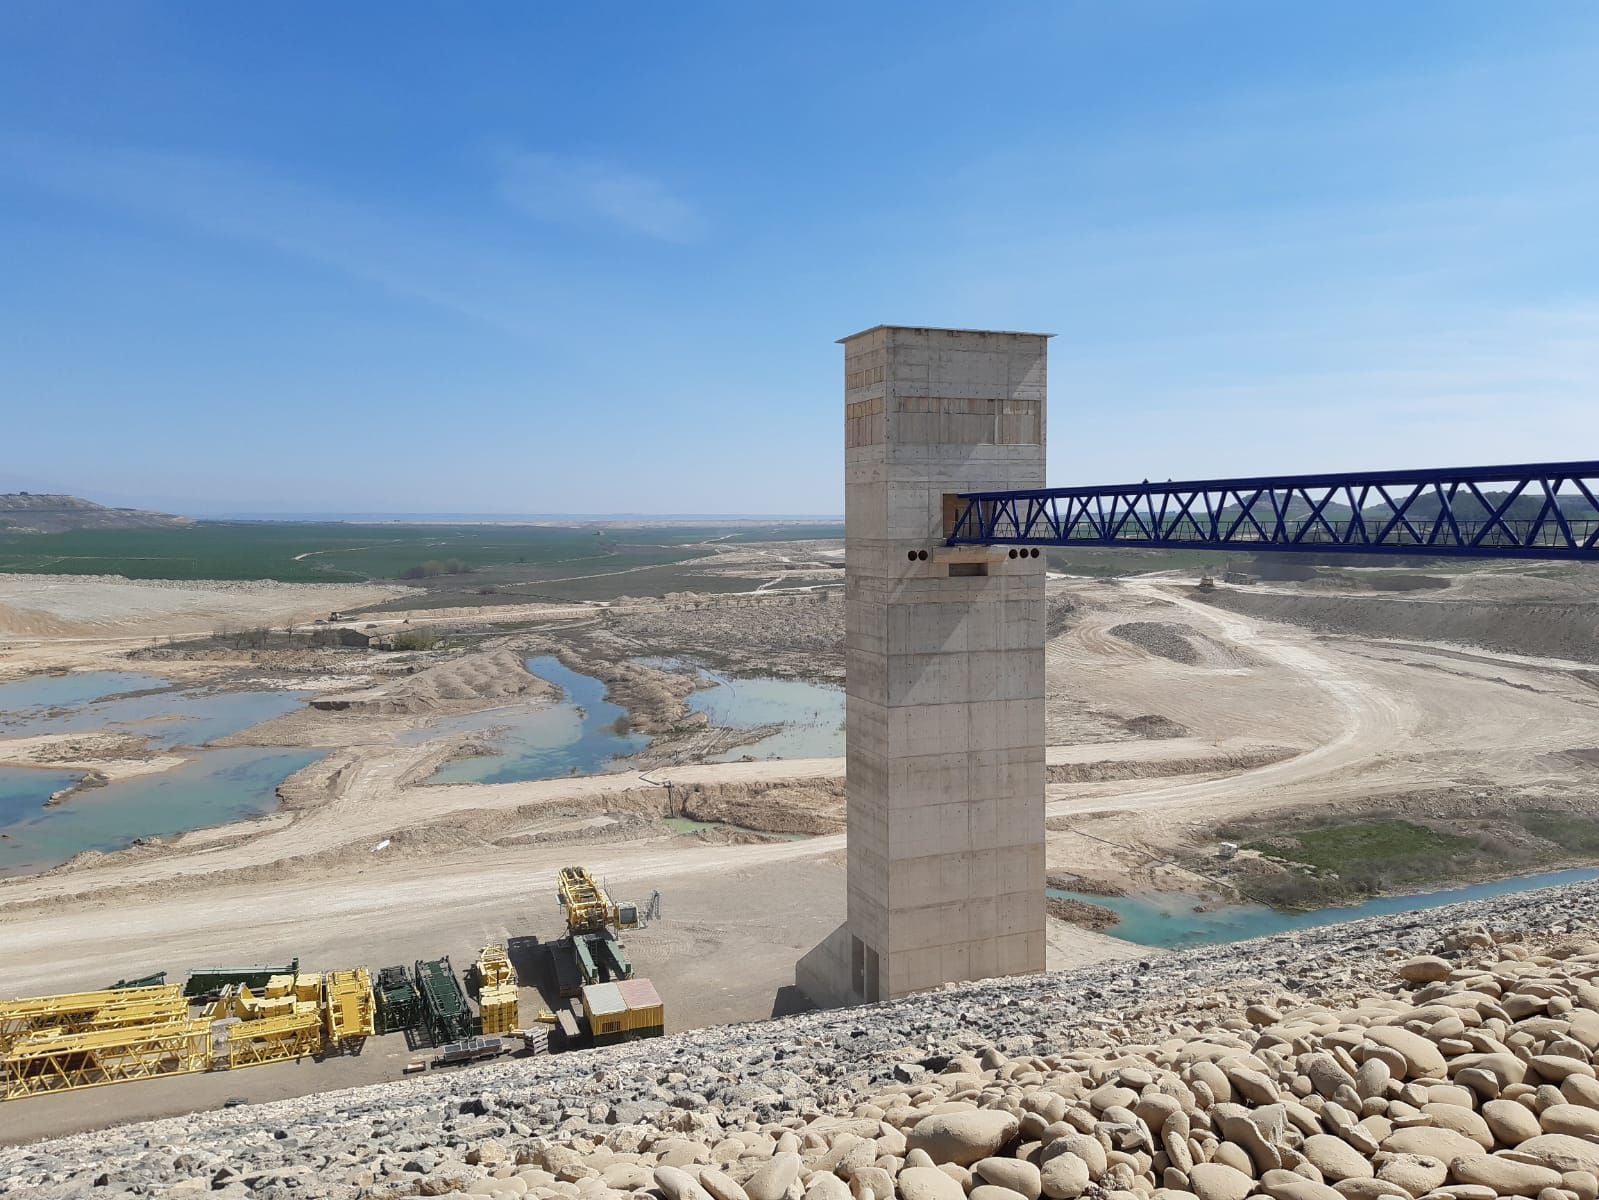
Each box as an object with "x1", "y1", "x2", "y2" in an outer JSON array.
[{"x1": 2, "y1": 559, "x2": 1598, "y2": 1138}]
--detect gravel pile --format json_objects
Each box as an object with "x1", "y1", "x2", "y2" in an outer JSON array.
[
  {"x1": 5, "y1": 881, "x2": 1598, "y2": 1200},
  {"x1": 1107, "y1": 624, "x2": 1201, "y2": 666}
]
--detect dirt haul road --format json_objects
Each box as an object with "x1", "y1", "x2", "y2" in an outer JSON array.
[
  {"x1": 0, "y1": 752, "x2": 849, "y2": 907},
  {"x1": 1042, "y1": 577, "x2": 1599, "y2": 889},
  {"x1": 2, "y1": 570, "x2": 1596, "y2": 1053},
  {"x1": 5, "y1": 572, "x2": 1597, "y2": 913}
]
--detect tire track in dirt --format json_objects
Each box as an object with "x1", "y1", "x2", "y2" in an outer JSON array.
[{"x1": 1046, "y1": 581, "x2": 1410, "y2": 819}]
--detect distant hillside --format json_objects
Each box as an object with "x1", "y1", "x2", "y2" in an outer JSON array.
[{"x1": 0, "y1": 493, "x2": 192, "y2": 534}]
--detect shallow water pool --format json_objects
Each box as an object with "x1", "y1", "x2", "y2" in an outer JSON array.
[
  {"x1": 0, "y1": 683, "x2": 306, "y2": 748},
  {"x1": 0, "y1": 748, "x2": 323, "y2": 876},
  {"x1": 632, "y1": 657, "x2": 844, "y2": 761},
  {"x1": 0, "y1": 669, "x2": 318, "y2": 875},
  {"x1": 423, "y1": 656, "x2": 650, "y2": 785},
  {"x1": 1051, "y1": 866, "x2": 1599, "y2": 948},
  {"x1": 0, "y1": 670, "x2": 171, "y2": 713}
]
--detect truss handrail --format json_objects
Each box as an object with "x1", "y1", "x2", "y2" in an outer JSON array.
[{"x1": 947, "y1": 461, "x2": 1599, "y2": 560}]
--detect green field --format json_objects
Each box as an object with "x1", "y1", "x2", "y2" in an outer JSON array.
[
  {"x1": 1218, "y1": 812, "x2": 1599, "y2": 911},
  {"x1": 0, "y1": 521, "x2": 844, "y2": 586}
]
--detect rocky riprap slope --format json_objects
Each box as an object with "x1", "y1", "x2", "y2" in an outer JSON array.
[{"x1": 6, "y1": 882, "x2": 1599, "y2": 1200}]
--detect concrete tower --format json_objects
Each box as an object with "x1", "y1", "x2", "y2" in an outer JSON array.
[{"x1": 799, "y1": 325, "x2": 1050, "y2": 1006}]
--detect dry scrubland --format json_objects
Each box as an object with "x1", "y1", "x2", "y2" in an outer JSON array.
[{"x1": 1, "y1": 557, "x2": 1598, "y2": 1144}]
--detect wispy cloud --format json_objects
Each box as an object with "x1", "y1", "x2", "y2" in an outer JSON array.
[
  {"x1": 0, "y1": 134, "x2": 569, "y2": 336},
  {"x1": 493, "y1": 148, "x2": 703, "y2": 242}
]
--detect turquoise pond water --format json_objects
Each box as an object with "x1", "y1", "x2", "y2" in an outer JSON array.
[
  {"x1": 424, "y1": 656, "x2": 844, "y2": 785},
  {"x1": 422, "y1": 656, "x2": 651, "y2": 785},
  {"x1": 0, "y1": 677, "x2": 306, "y2": 749},
  {"x1": 1052, "y1": 866, "x2": 1599, "y2": 948},
  {"x1": 0, "y1": 749, "x2": 322, "y2": 876},
  {"x1": 691, "y1": 673, "x2": 844, "y2": 762},
  {"x1": 0, "y1": 766, "x2": 85, "y2": 827},
  {"x1": 0, "y1": 670, "x2": 321, "y2": 875},
  {"x1": 632, "y1": 656, "x2": 844, "y2": 762},
  {"x1": 0, "y1": 670, "x2": 170, "y2": 712}
]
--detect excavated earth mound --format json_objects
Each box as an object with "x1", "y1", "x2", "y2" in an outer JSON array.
[
  {"x1": 1196, "y1": 592, "x2": 1599, "y2": 665},
  {"x1": 1108, "y1": 622, "x2": 1202, "y2": 665},
  {"x1": 7, "y1": 881, "x2": 1599, "y2": 1200},
  {"x1": 311, "y1": 650, "x2": 552, "y2": 715}
]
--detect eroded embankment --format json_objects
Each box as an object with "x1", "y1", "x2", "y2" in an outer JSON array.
[
  {"x1": 1195, "y1": 591, "x2": 1599, "y2": 665},
  {"x1": 309, "y1": 649, "x2": 554, "y2": 715},
  {"x1": 5, "y1": 879, "x2": 1598, "y2": 1199}
]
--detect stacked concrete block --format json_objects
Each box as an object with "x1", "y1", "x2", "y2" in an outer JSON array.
[{"x1": 801, "y1": 325, "x2": 1050, "y2": 1007}]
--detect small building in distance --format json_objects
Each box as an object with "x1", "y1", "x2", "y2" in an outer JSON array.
[{"x1": 310, "y1": 626, "x2": 391, "y2": 650}]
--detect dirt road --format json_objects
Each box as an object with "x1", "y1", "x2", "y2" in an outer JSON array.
[
  {"x1": 8, "y1": 569, "x2": 1597, "y2": 911},
  {"x1": 3, "y1": 566, "x2": 1597, "y2": 1137},
  {"x1": 1040, "y1": 576, "x2": 1599, "y2": 894}
]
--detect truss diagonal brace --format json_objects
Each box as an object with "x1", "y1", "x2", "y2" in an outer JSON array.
[{"x1": 944, "y1": 461, "x2": 1599, "y2": 562}]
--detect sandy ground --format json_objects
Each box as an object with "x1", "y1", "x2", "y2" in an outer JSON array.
[
  {"x1": 0, "y1": 576, "x2": 414, "y2": 645},
  {"x1": 2, "y1": 565, "x2": 1597, "y2": 1137},
  {"x1": 0, "y1": 732, "x2": 188, "y2": 785},
  {"x1": 5, "y1": 567, "x2": 1597, "y2": 911},
  {"x1": 0, "y1": 836, "x2": 1138, "y2": 1145},
  {"x1": 1040, "y1": 575, "x2": 1599, "y2": 893}
]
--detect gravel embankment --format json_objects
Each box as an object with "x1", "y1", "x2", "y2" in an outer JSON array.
[{"x1": 4, "y1": 880, "x2": 1597, "y2": 1200}]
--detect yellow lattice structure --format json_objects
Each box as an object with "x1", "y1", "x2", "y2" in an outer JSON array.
[
  {"x1": 0, "y1": 985, "x2": 185, "y2": 1052},
  {"x1": 479, "y1": 984, "x2": 519, "y2": 1035},
  {"x1": 218, "y1": 1011, "x2": 323, "y2": 1068},
  {"x1": 322, "y1": 968, "x2": 374, "y2": 1051},
  {"x1": 74, "y1": 993, "x2": 189, "y2": 1034},
  {"x1": 2, "y1": 1019, "x2": 211, "y2": 1099},
  {"x1": 477, "y1": 945, "x2": 513, "y2": 988},
  {"x1": 558, "y1": 866, "x2": 614, "y2": 935},
  {"x1": 206, "y1": 984, "x2": 259, "y2": 1022}
]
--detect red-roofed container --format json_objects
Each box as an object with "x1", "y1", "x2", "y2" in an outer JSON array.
[{"x1": 581, "y1": 978, "x2": 664, "y2": 1045}]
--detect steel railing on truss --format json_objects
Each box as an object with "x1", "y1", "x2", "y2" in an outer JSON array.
[{"x1": 946, "y1": 461, "x2": 1599, "y2": 560}]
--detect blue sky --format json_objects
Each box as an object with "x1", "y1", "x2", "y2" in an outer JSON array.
[{"x1": 3, "y1": 2, "x2": 1597, "y2": 516}]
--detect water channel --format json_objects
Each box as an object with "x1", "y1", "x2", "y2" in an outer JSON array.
[
  {"x1": 422, "y1": 655, "x2": 650, "y2": 785},
  {"x1": 1050, "y1": 866, "x2": 1599, "y2": 948},
  {"x1": 685, "y1": 671, "x2": 844, "y2": 762},
  {"x1": 0, "y1": 676, "x2": 305, "y2": 749},
  {"x1": 424, "y1": 656, "x2": 844, "y2": 784},
  {"x1": 8, "y1": 668, "x2": 1592, "y2": 939},
  {"x1": 0, "y1": 671, "x2": 318, "y2": 875},
  {"x1": 0, "y1": 749, "x2": 323, "y2": 877}
]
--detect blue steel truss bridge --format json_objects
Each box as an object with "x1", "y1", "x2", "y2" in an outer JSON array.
[{"x1": 946, "y1": 461, "x2": 1599, "y2": 561}]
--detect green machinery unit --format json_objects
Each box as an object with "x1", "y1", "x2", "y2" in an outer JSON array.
[
  {"x1": 374, "y1": 965, "x2": 421, "y2": 1035},
  {"x1": 574, "y1": 931, "x2": 631, "y2": 986},
  {"x1": 552, "y1": 930, "x2": 633, "y2": 998},
  {"x1": 183, "y1": 958, "x2": 300, "y2": 998},
  {"x1": 106, "y1": 972, "x2": 168, "y2": 990},
  {"x1": 413, "y1": 957, "x2": 474, "y2": 1047}
]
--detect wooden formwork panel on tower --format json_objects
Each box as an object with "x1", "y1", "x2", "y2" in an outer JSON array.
[
  {"x1": 2, "y1": 1019, "x2": 211, "y2": 1099},
  {"x1": 219, "y1": 1011, "x2": 323, "y2": 1069}
]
